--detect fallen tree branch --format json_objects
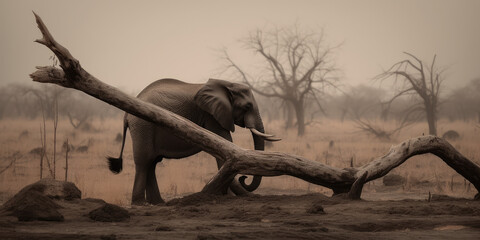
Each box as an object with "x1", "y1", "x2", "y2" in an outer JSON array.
[
  {"x1": 30, "y1": 13, "x2": 480, "y2": 200},
  {"x1": 346, "y1": 171, "x2": 368, "y2": 200}
]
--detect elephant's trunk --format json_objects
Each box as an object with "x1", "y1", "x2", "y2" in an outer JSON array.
[{"x1": 239, "y1": 109, "x2": 267, "y2": 192}]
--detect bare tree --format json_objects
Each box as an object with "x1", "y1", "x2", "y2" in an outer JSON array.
[
  {"x1": 351, "y1": 109, "x2": 412, "y2": 140},
  {"x1": 376, "y1": 52, "x2": 445, "y2": 135},
  {"x1": 223, "y1": 24, "x2": 339, "y2": 136}
]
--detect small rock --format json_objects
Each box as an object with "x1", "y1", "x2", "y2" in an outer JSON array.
[
  {"x1": 442, "y1": 130, "x2": 460, "y2": 141},
  {"x1": 89, "y1": 203, "x2": 130, "y2": 222},
  {"x1": 306, "y1": 201, "x2": 325, "y2": 214}
]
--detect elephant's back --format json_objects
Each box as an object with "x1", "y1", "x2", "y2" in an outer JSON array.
[
  {"x1": 138, "y1": 78, "x2": 201, "y2": 97},
  {"x1": 136, "y1": 78, "x2": 203, "y2": 114}
]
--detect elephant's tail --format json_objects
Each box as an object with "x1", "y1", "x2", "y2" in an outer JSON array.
[{"x1": 107, "y1": 116, "x2": 128, "y2": 174}]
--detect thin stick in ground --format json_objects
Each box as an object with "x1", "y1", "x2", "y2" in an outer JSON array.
[
  {"x1": 65, "y1": 139, "x2": 69, "y2": 181},
  {"x1": 53, "y1": 88, "x2": 58, "y2": 179}
]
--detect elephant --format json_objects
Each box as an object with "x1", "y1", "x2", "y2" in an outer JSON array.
[{"x1": 108, "y1": 78, "x2": 279, "y2": 205}]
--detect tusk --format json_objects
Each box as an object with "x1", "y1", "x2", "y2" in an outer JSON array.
[
  {"x1": 265, "y1": 137, "x2": 282, "y2": 142},
  {"x1": 249, "y1": 128, "x2": 275, "y2": 138}
]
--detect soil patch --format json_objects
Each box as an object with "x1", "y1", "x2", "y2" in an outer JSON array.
[
  {"x1": 166, "y1": 192, "x2": 235, "y2": 206},
  {"x1": 1, "y1": 186, "x2": 479, "y2": 239}
]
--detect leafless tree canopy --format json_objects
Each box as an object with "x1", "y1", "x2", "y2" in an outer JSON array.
[
  {"x1": 223, "y1": 24, "x2": 339, "y2": 136},
  {"x1": 376, "y1": 52, "x2": 445, "y2": 135},
  {"x1": 339, "y1": 85, "x2": 414, "y2": 139}
]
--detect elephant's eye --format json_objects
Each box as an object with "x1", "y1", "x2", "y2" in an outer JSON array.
[{"x1": 243, "y1": 102, "x2": 253, "y2": 110}]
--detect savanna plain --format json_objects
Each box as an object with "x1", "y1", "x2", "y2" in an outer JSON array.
[{"x1": 1, "y1": 117, "x2": 479, "y2": 239}]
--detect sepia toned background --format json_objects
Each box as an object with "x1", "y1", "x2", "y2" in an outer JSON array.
[{"x1": 0, "y1": 0, "x2": 479, "y2": 205}]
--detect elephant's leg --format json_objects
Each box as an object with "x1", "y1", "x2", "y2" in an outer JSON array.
[
  {"x1": 146, "y1": 159, "x2": 164, "y2": 204},
  {"x1": 129, "y1": 118, "x2": 157, "y2": 205},
  {"x1": 132, "y1": 164, "x2": 148, "y2": 205}
]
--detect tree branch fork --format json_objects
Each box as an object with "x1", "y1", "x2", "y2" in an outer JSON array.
[{"x1": 30, "y1": 13, "x2": 480, "y2": 200}]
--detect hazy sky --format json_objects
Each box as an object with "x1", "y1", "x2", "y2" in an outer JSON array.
[{"x1": 1, "y1": 0, "x2": 479, "y2": 94}]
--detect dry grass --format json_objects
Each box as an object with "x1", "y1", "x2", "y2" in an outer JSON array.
[{"x1": 1, "y1": 117, "x2": 479, "y2": 205}]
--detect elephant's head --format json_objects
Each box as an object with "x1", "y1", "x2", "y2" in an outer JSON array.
[{"x1": 194, "y1": 79, "x2": 280, "y2": 191}]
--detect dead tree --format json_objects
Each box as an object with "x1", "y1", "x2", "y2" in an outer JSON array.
[
  {"x1": 350, "y1": 102, "x2": 412, "y2": 140},
  {"x1": 222, "y1": 25, "x2": 338, "y2": 136},
  {"x1": 30, "y1": 13, "x2": 480, "y2": 200},
  {"x1": 376, "y1": 52, "x2": 445, "y2": 136}
]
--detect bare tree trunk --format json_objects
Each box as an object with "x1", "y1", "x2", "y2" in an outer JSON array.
[
  {"x1": 284, "y1": 101, "x2": 294, "y2": 130},
  {"x1": 30, "y1": 13, "x2": 480, "y2": 200},
  {"x1": 425, "y1": 103, "x2": 437, "y2": 136},
  {"x1": 53, "y1": 91, "x2": 58, "y2": 179},
  {"x1": 293, "y1": 100, "x2": 305, "y2": 136},
  {"x1": 65, "y1": 139, "x2": 69, "y2": 181}
]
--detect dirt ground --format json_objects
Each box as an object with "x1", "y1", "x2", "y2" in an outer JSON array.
[
  {"x1": 1, "y1": 119, "x2": 480, "y2": 239},
  {"x1": 1, "y1": 184, "x2": 479, "y2": 240}
]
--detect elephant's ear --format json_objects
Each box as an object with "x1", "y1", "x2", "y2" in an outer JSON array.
[{"x1": 194, "y1": 79, "x2": 235, "y2": 132}]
